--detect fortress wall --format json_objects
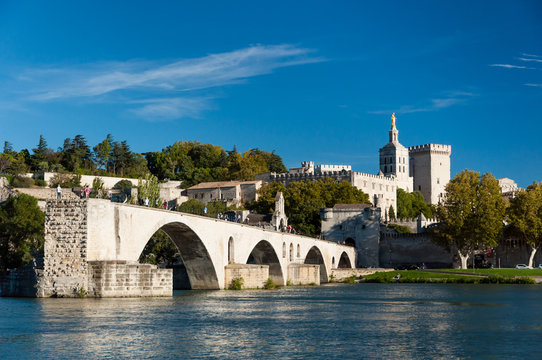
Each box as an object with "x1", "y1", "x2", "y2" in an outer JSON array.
[{"x1": 378, "y1": 233, "x2": 453, "y2": 268}]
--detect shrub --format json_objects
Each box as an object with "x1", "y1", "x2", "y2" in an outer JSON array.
[
  {"x1": 229, "y1": 277, "x2": 244, "y2": 290},
  {"x1": 342, "y1": 275, "x2": 357, "y2": 284},
  {"x1": 34, "y1": 178, "x2": 47, "y2": 187},
  {"x1": 388, "y1": 224, "x2": 412, "y2": 234},
  {"x1": 114, "y1": 179, "x2": 133, "y2": 192},
  {"x1": 10, "y1": 176, "x2": 34, "y2": 188},
  {"x1": 286, "y1": 280, "x2": 293, "y2": 286},
  {"x1": 49, "y1": 173, "x2": 81, "y2": 188},
  {"x1": 263, "y1": 278, "x2": 276, "y2": 289}
]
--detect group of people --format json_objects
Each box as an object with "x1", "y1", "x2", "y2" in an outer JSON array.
[
  {"x1": 280, "y1": 225, "x2": 296, "y2": 234},
  {"x1": 216, "y1": 212, "x2": 242, "y2": 223}
]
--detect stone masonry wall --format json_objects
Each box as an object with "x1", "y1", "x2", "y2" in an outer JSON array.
[
  {"x1": 0, "y1": 256, "x2": 43, "y2": 297},
  {"x1": 39, "y1": 199, "x2": 89, "y2": 297},
  {"x1": 87, "y1": 261, "x2": 172, "y2": 297},
  {"x1": 224, "y1": 264, "x2": 269, "y2": 289},
  {"x1": 288, "y1": 264, "x2": 320, "y2": 285}
]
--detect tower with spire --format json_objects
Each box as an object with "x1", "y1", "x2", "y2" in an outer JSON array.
[{"x1": 378, "y1": 113, "x2": 411, "y2": 185}]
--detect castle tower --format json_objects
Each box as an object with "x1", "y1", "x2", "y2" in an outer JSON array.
[
  {"x1": 408, "y1": 144, "x2": 452, "y2": 204},
  {"x1": 378, "y1": 113, "x2": 411, "y2": 183}
]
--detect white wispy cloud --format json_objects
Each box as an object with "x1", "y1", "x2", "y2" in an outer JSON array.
[
  {"x1": 489, "y1": 64, "x2": 530, "y2": 69},
  {"x1": 524, "y1": 83, "x2": 542, "y2": 87},
  {"x1": 5, "y1": 44, "x2": 323, "y2": 120},
  {"x1": 129, "y1": 97, "x2": 211, "y2": 121},
  {"x1": 522, "y1": 53, "x2": 541, "y2": 58},
  {"x1": 368, "y1": 91, "x2": 476, "y2": 115},
  {"x1": 518, "y1": 55, "x2": 542, "y2": 63}
]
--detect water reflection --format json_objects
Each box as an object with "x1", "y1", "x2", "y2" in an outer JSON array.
[{"x1": 0, "y1": 284, "x2": 541, "y2": 359}]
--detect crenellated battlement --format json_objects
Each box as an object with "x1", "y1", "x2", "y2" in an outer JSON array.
[
  {"x1": 352, "y1": 171, "x2": 396, "y2": 181},
  {"x1": 408, "y1": 143, "x2": 451, "y2": 154}
]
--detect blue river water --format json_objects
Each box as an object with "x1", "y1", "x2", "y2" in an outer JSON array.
[{"x1": 1, "y1": 284, "x2": 541, "y2": 359}]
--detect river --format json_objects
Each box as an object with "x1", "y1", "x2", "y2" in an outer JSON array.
[{"x1": 1, "y1": 284, "x2": 541, "y2": 359}]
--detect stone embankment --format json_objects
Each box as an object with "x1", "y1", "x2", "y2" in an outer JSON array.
[{"x1": 330, "y1": 268, "x2": 393, "y2": 282}]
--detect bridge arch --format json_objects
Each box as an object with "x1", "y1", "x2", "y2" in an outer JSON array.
[
  {"x1": 304, "y1": 246, "x2": 328, "y2": 283},
  {"x1": 150, "y1": 221, "x2": 220, "y2": 289},
  {"x1": 345, "y1": 237, "x2": 355, "y2": 247},
  {"x1": 338, "y1": 251, "x2": 352, "y2": 268},
  {"x1": 246, "y1": 240, "x2": 284, "y2": 285}
]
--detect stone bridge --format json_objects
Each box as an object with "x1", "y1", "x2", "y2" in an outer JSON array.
[{"x1": 41, "y1": 199, "x2": 355, "y2": 297}]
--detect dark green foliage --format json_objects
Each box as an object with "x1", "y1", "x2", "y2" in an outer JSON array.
[
  {"x1": 430, "y1": 170, "x2": 506, "y2": 268},
  {"x1": 387, "y1": 223, "x2": 411, "y2": 234},
  {"x1": 10, "y1": 176, "x2": 35, "y2": 188},
  {"x1": 34, "y1": 179, "x2": 47, "y2": 187},
  {"x1": 246, "y1": 178, "x2": 370, "y2": 236},
  {"x1": 138, "y1": 229, "x2": 181, "y2": 266},
  {"x1": 229, "y1": 277, "x2": 244, "y2": 290},
  {"x1": 0, "y1": 194, "x2": 45, "y2": 273},
  {"x1": 263, "y1": 278, "x2": 277, "y2": 289},
  {"x1": 396, "y1": 188, "x2": 433, "y2": 219},
  {"x1": 177, "y1": 199, "x2": 233, "y2": 218},
  {"x1": 144, "y1": 141, "x2": 287, "y2": 186},
  {"x1": 177, "y1": 199, "x2": 206, "y2": 215},
  {"x1": 114, "y1": 179, "x2": 133, "y2": 192},
  {"x1": 49, "y1": 173, "x2": 81, "y2": 188},
  {"x1": 388, "y1": 205, "x2": 396, "y2": 220}
]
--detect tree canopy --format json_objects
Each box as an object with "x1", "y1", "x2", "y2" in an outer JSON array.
[
  {"x1": 2, "y1": 136, "x2": 286, "y2": 189},
  {"x1": 396, "y1": 188, "x2": 433, "y2": 219},
  {"x1": 507, "y1": 181, "x2": 542, "y2": 267},
  {"x1": 0, "y1": 194, "x2": 45, "y2": 273},
  {"x1": 246, "y1": 178, "x2": 370, "y2": 236},
  {"x1": 430, "y1": 169, "x2": 506, "y2": 269}
]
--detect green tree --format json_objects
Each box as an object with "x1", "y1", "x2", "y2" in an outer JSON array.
[
  {"x1": 431, "y1": 170, "x2": 506, "y2": 269},
  {"x1": 0, "y1": 194, "x2": 45, "y2": 273},
  {"x1": 177, "y1": 198, "x2": 206, "y2": 215},
  {"x1": 389, "y1": 205, "x2": 396, "y2": 220},
  {"x1": 396, "y1": 188, "x2": 432, "y2": 219},
  {"x1": 139, "y1": 229, "x2": 181, "y2": 266},
  {"x1": 93, "y1": 134, "x2": 112, "y2": 170},
  {"x1": 137, "y1": 174, "x2": 161, "y2": 207},
  {"x1": 247, "y1": 178, "x2": 369, "y2": 237},
  {"x1": 507, "y1": 182, "x2": 542, "y2": 267}
]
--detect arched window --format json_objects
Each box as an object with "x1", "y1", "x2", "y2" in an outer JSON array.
[
  {"x1": 297, "y1": 244, "x2": 300, "y2": 258},
  {"x1": 289, "y1": 243, "x2": 294, "y2": 261},
  {"x1": 282, "y1": 242, "x2": 286, "y2": 258},
  {"x1": 332, "y1": 256, "x2": 335, "y2": 268},
  {"x1": 384, "y1": 166, "x2": 387, "y2": 172}
]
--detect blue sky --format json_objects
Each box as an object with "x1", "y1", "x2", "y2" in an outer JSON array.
[{"x1": 0, "y1": 1, "x2": 541, "y2": 187}]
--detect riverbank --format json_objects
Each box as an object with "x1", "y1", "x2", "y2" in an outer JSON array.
[{"x1": 363, "y1": 269, "x2": 538, "y2": 284}]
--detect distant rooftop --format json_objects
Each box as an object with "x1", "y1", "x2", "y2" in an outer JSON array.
[
  {"x1": 332, "y1": 203, "x2": 372, "y2": 210},
  {"x1": 188, "y1": 180, "x2": 261, "y2": 190}
]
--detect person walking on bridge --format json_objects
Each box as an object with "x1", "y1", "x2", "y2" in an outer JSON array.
[{"x1": 56, "y1": 184, "x2": 61, "y2": 199}]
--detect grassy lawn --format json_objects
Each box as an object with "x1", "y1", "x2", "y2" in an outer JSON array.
[
  {"x1": 434, "y1": 268, "x2": 542, "y2": 277},
  {"x1": 363, "y1": 270, "x2": 535, "y2": 284}
]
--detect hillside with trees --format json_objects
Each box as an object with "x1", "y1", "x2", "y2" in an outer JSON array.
[{"x1": 0, "y1": 136, "x2": 287, "y2": 188}]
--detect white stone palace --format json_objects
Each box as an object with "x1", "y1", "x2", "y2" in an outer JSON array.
[{"x1": 257, "y1": 114, "x2": 452, "y2": 218}]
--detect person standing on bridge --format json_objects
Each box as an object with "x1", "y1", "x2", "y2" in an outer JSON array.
[
  {"x1": 204, "y1": 206, "x2": 207, "y2": 216},
  {"x1": 56, "y1": 184, "x2": 61, "y2": 199}
]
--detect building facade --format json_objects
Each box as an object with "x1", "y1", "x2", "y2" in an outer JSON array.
[
  {"x1": 186, "y1": 180, "x2": 262, "y2": 205},
  {"x1": 257, "y1": 114, "x2": 451, "y2": 218}
]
